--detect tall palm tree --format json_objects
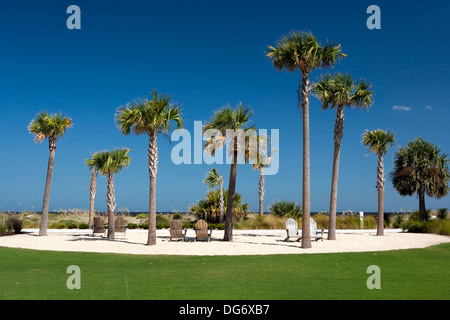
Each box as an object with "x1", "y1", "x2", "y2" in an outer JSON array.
[
  {"x1": 116, "y1": 89, "x2": 183, "y2": 245},
  {"x1": 85, "y1": 153, "x2": 99, "y2": 229},
  {"x1": 391, "y1": 138, "x2": 449, "y2": 221},
  {"x1": 362, "y1": 129, "x2": 395, "y2": 236},
  {"x1": 203, "y1": 103, "x2": 254, "y2": 241},
  {"x1": 90, "y1": 148, "x2": 131, "y2": 240},
  {"x1": 28, "y1": 112, "x2": 72, "y2": 236},
  {"x1": 266, "y1": 31, "x2": 346, "y2": 248},
  {"x1": 313, "y1": 73, "x2": 374, "y2": 240},
  {"x1": 204, "y1": 168, "x2": 224, "y2": 223}
]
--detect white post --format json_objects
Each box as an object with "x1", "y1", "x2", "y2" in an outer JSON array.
[{"x1": 359, "y1": 211, "x2": 364, "y2": 229}]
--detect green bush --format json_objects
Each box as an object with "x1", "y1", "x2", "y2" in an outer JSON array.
[
  {"x1": 127, "y1": 223, "x2": 139, "y2": 229},
  {"x1": 402, "y1": 219, "x2": 450, "y2": 236},
  {"x1": 8, "y1": 216, "x2": 23, "y2": 233},
  {"x1": 67, "y1": 223, "x2": 78, "y2": 229},
  {"x1": 56, "y1": 223, "x2": 66, "y2": 229},
  {"x1": 269, "y1": 201, "x2": 302, "y2": 219},
  {"x1": 79, "y1": 223, "x2": 89, "y2": 229},
  {"x1": 173, "y1": 213, "x2": 182, "y2": 220},
  {"x1": 0, "y1": 215, "x2": 10, "y2": 234}
]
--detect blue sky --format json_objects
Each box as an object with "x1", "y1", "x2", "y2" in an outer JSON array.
[{"x1": 1, "y1": 0, "x2": 449, "y2": 213}]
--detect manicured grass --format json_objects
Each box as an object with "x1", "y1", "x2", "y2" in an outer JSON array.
[{"x1": 0, "y1": 243, "x2": 449, "y2": 300}]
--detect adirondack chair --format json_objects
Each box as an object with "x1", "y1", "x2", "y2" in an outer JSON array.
[
  {"x1": 284, "y1": 218, "x2": 301, "y2": 242},
  {"x1": 284, "y1": 218, "x2": 324, "y2": 242},
  {"x1": 114, "y1": 216, "x2": 127, "y2": 236},
  {"x1": 194, "y1": 219, "x2": 212, "y2": 242},
  {"x1": 92, "y1": 217, "x2": 106, "y2": 236},
  {"x1": 169, "y1": 220, "x2": 187, "y2": 241}
]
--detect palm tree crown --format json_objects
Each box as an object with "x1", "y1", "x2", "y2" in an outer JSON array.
[
  {"x1": 362, "y1": 129, "x2": 395, "y2": 156},
  {"x1": 28, "y1": 112, "x2": 72, "y2": 147},
  {"x1": 88, "y1": 148, "x2": 131, "y2": 177},
  {"x1": 266, "y1": 31, "x2": 346, "y2": 75},
  {"x1": 204, "y1": 168, "x2": 223, "y2": 189},
  {"x1": 313, "y1": 73, "x2": 373, "y2": 111},
  {"x1": 116, "y1": 89, "x2": 183, "y2": 137}
]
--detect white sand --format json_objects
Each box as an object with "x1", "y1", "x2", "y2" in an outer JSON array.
[{"x1": 0, "y1": 229, "x2": 449, "y2": 256}]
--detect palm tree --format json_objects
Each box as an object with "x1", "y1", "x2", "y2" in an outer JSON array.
[
  {"x1": 204, "y1": 168, "x2": 224, "y2": 223},
  {"x1": 266, "y1": 31, "x2": 346, "y2": 248},
  {"x1": 313, "y1": 73, "x2": 374, "y2": 240},
  {"x1": 90, "y1": 148, "x2": 131, "y2": 240},
  {"x1": 391, "y1": 138, "x2": 449, "y2": 221},
  {"x1": 203, "y1": 103, "x2": 254, "y2": 241},
  {"x1": 116, "y1": 89, "x2": 183, "y2": 245},
  {"x1": 28, "y1": 112, "x2": 72, "y2": 236},
  {"x1": 85, "y1": 153, "x2": 100, "y2": 229},
  {"x1": 251, "y1": 138, "x2": 276, "y2": 216},
  {"x1": 362, "y1": 129, "x2": 396, "y2": 236}
]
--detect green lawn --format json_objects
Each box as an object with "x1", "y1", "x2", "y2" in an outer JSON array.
[{"x1": 0, "y1": 243, "x2": 449, "y2": 300}]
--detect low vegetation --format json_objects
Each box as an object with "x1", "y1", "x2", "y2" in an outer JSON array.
[{"x1": 1, "y1": 207, "x2": 449, "y2": 236}]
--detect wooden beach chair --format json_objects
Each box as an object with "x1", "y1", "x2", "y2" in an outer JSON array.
[
  {"x1": 284, "y1": 218, "x2": 301, "y2": 242},
  {"x1": 194, "y1": 219, "x2": 212, "y2": 242},
  {"x1": 92, "y1": 217, "x2": 106, "y2": 236},
  {"x1": 284, "y1": 218, "x2": 324, "y2": 242},
  {"x1": 169, "y1": 220, "x2": 187, "y2": 241},
  {"x1": 114, "y1": 216, "x2": 127, "y2": 236}
]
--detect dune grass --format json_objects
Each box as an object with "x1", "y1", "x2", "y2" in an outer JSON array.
[{"x1": 0, "y1": 243, "x2": 449, "y2": 300}]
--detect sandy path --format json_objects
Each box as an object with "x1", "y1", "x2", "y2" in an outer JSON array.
[{"x1": 0, "y1": 229, "x2": 449, "y2": 256}]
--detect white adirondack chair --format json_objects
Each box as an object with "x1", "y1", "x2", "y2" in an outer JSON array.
[{"x1": 284, "y1": 218, "x2": 324, "y2": 242}]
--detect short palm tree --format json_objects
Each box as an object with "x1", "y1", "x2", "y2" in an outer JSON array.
[
  {"x1": 28, "y1": 112, "x2": 72, "y2": 236},
  {"x1": 391, "y1": 138, "x2": 449, "y2": 221},
  {"x1": 116, "y1": 89, "x2": 183, "y2": 245},
  {"x1": 250, "y1": 134, "x2": 276, "y2": 216},
  {"x1": 362, "y1": 129, "x2": 395, "y2": 236},
  {"x1": 266, "y1": 31, "x2": 346, "y2": 248},
  {"x1": 313, "y1": 73, "x2": 374, "y2": 240},
  {"x1": 85, "y1": 153, "x2": 100, "y2": 229},
  {"x1": 90, "y1": 148, "x2": 131, "y2": 240},
  {"x1": 203, "y1": 103, "x2": 254, "y2": 241},
  {"x1": 204, "y1": 168, "x2": 224, "y2": 223}
]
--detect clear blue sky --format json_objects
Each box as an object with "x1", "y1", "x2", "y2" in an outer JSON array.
[{"x1": 1, "y1": 0, "x2": 449, "y2": 213}]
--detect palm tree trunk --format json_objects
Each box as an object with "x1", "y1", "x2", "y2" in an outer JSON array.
[
  {"x1": 258, "y1": 167, "x2": 265, "y2": 216},
  {"x1": 418, "y1": 185, "x2": 427, "y2": 221},
  {"x1": 88, "y1": 169, "x2": 96, "y2": 229},
  {"x1": 107, "y1": 173, "x2": 116, "y2": 240},
  {"x1": 224, "y1": 138, "x2": 238, "y2": 241},
  {"x1": 328, "y1": 104, "x2": 345, "y2": 240},
  {"x1": 147, "y1": 134, "x2": 158, "y2": 245},
  {"x1": 39, "y1": 137, "x2": 57, "y2": 236},
  {"x1": 300, "y1": 73, "x2": 311, "y2": 249},
  {"x1": 219, "y1": 180, "x2": 224, "y2": 223},
  {"x1": 376, "y1": 153, "x2": 385, "y2": 236}
]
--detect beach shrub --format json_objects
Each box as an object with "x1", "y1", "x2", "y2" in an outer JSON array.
[
  {"x1": 67, "y1": 223, "x2": 78, "y2": 229},
  {"x1": 79, "y1": 223, "x2": 89, "y2": 229},
  {"x1": 437, "y1": 208, "x2": 448, "y2": 220},
  {"x1": 9, "y1": 217, "x2": 23, "y2": 233},
  {"x1": 189, "y1": 189, "x2": 249, "y2": 223},
  {"x1": 127, "y1": 223, "x2": 139, "y2": 229},
  {"x1": 0, "y1": 215, "x2": 10, "y2": 234},
  {"x1": 56, "y1": 223, "x2": 66, "y2": 229},
  {"x1": 313, "y1": 213, "x2": 328, "y2": 229},
  {"x1": 402, "y1": 219, "x2": 450, "y2": 236},
  {"x1": 269, "y1": 201, "x2": 302, "y2": 219},
  {"x1": 173, "y1": 213, "x2": 182, "y2": 220}
]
